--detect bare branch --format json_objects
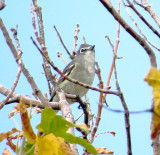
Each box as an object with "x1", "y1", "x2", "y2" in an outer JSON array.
[
  {"x1": 32, "y1": 0, "x2": 45, "y2": 45},
  {"x1": 0, "y1": 17, "x2": 50, "y2": 107},
  {"x1": 105, "y1": 35, "x2": 114, "y2": 50},
  {"x1": 125, "y1": 0, "x2": 160, "y2": 39},
  {"x1": 57, "y1": 89, "x2": 79, "y2": 154},
  {"x1": 1, "y1": 67, "x2": 21, "y2": 109},
  {"x1": 53, "y1": 25, "x2": 72, "y2": 58},
  {"x1": 90, "y1": 62, "x2": 104, "y2": 143},
  {"x1": 103, "y1": 2, "x2": 121, "y2": 103},
  {"x1": 99, "y1": 0, "x2": 157, "y2": 68},
  {"x1": 123, "y1": 0, "x2": 160, "y2": 51},
  {"x1": 0, "y1": 84, "x2": 60, "y2": 110},
  {"x1": 114, "y1": 57, "x2": 132, "y2": 155},
  {"x1": 31, "y1": 3, "x2": 39, "y2": 41},
  {"x1": 135, "y1": 0, "x2": 160, "y2": 27},
  {"x1": 57, "y1": 51, "x2": 68, "y2": 64},
  {"x1": 72, "y1": 24, "x2": 80, "y2": 55},
  {"x1": 82, "y1": 36, "x2": 87, "y2": 44},
  {"x1": 106, "y1": 107, "x2": 152, "y2": 114},
  {"x1": 31, "y1": 2, "x2": 54, "y2": 93}
]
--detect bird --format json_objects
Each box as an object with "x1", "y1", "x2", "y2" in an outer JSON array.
[{"x1": 50, "y1": 44, "x2": 95, "y2": 104}]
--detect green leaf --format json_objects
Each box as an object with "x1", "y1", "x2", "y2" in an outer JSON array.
[
  {"x1": 63, "y1": 133, "x2": 97, "y2": 155},
  {"x1": 37, "y1": 108, "x2": 97, "y2": 155},
  {"x1": 23, "y1": 141, "x2": 34, "y2": 155},
  {"x1": 36, "y1": 107, "x2": 73, "y2": 134},
  {"x1": 36, "y1": 107, "x2": 56, "y2": 133}
]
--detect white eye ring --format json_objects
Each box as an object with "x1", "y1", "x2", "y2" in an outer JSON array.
[{"x1": 80, "y1": 48, "x2": 86, "y2": 53}]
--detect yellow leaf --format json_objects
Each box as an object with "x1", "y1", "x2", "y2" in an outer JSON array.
[
  {"x1": 144, "y1": 67, "x2": 160, "y2": 87},
  {"x1": 144, "y1": 67, "x2": 160, "y2": 139},
  {"x1": 35, "y1": 133, "x2": 75, "y2": 155}
]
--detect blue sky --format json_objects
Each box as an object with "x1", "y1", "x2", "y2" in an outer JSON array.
[{"x1": 1, "y1": 0, "x2": 160, "y2": 154}]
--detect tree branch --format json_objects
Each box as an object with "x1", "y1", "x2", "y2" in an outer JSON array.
[
  {"x1": 0, "y1": 17, "x2": 50, "y2": 107},
  {"x1": 53, "y1": 25, "x2": 72, "y2": 58},
  {"x1": 1, "y1": 67, "x2": 21, "y2": 109},
  {"x1": 137, "y1": 0, "x2": 160, "y2": 27},
  {"x1": 0, "y1": 84, "x2": 60, "y2": 109},
  {"x1": 99, "y1": 0, "x2": 157, "y2": 68},
  {"x1": 57, "y1": 89, "x2": 79, "y2": 155},
  {"x1": 114, "y1": 59, "x2": 132, "y2": 155},
  {"x1": 125, "y1": 0, "x2": 160, "y2": 39},
  {"x1": 72, "y1": 24, "x2": 80, "y2": 55}
]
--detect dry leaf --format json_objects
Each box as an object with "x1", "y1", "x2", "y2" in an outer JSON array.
[
  {"x1": 108, "y1": 132, "x2": 116, "y2": 137},
  {"x1": 19, "y1": 99, "x2": 36, "y2": 143},
  {"x1": 6, "y1": 138, "x2": 16, "y2": 152},
  {"x1": 8, "y1": 103, "x2": 20, "y2": 118},
  {"x1": 0, "y1": 128, "x2": 18, "y2": 142},
  {"x1": 8, "y1": 132, "x2": 23, "y2": 139},
  {"x1": 57, "y1": 137, "x2": 76, "y2": 155},
  {"x1": 2, "y1": 148, "x2": 12, "y2": 155},
  {"x1": 8, "y1": 103, "x2": 30, "y2": 118},
  {"x1": 95, "y1": 147, "x2": 113, "y2": 154}
]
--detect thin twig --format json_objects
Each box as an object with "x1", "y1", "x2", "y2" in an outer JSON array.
[
  {"x1": 72, "y1": 24, "x2": 80, "y2": 55},
  {"x1": 123, "y1": 0, "x2": 160, "y2": 51},
  {"x1": 115, "y1": 69, "x2": 132, "y2": 154},
  {"x1": 106, "y1": 107, "x2": 152, "y2": 114},
  {"x1": 99, "y1": 0, "x2": 157, "y2": 68},
  {"x1": 0, "y1": 67, "x2": 22, "y2": 109},
  {"x1": 125, "y1": 0, "x2": 160, "y2": 39},
  {"x1": 135, "y1": 0, "x2": 160, "y2": 27},
  {"x1": 31, "y1": 3, "x2": 39, "y2": 41},
  {"x1": 76, "y1": 96, "x2": 93, "y2": 135},
  {"x1": 75, "y1": 112, "x2": 84, "y2": 122},
  {"x1": 113, "y1": 2, "x2": 132, "y2": 154},
  {"x1": 0, "y1": 17, "x2": 50, "y2": 107},
  {"x1": 31, "y1": 2, "x2": 54, "y2": 93},
  {"x1": 57, "y1": 51, "x2": 68, "y2": 64},
  {"x1": 105, "y1": 35, "x2": 114, "y2": 50},
  {"x1": 83, "y1": 36, "x2": 87, "y2": 44},
  {"x1": 114, "y1": 58, "x2": 132, "y2": 155},
  {"x1": 42, "y1": 64, "x2": 52, "y2": 96},
  {"x1": 53, "y1": 25, "x2": 72, "y2": 58},
  {"x1": 32, "y1": 0, "x2": 45, "y2": 45},
  {"x1": 103, "y1": 1, "x2": 121, "y2": 103},
  {"x1": 90, "y1": 62, "x2": 104, "y2": 143}
]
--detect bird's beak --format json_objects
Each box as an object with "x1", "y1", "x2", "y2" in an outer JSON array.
[{"x1": 89, "y1": 45, "x2": 95, "y2": 50}]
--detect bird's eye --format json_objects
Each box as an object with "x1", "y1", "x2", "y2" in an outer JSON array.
[{"x1": 80, "y1": 48, "x2": 86, "y2": 53}]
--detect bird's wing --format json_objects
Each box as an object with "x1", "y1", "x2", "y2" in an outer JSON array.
[
  {"x1": 49, "y1": 61, "x2": 75, "y2": 101},
  {"x1": 58, "y1": 61, "x2": 76, "y2": 84}
]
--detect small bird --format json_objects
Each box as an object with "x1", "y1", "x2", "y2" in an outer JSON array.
[{"x1": 50, "y1": 44, "x2": 95, "y2": 104}]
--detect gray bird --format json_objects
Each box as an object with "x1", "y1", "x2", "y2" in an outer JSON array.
[{"x1": 50, "y1": 44, "x2": 95, "y2": 104}]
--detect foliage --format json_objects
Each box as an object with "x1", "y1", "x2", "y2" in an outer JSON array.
[
  {"x1": 145, "y1": 68, "x2": 160, "y2": 139},
  {"x1": 0, "y1": 102, "x2": 97, "y2": 155}
]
